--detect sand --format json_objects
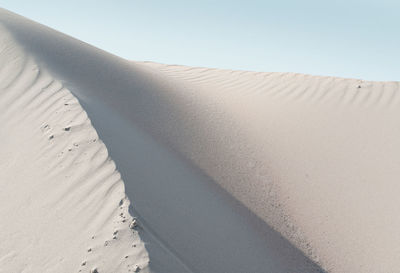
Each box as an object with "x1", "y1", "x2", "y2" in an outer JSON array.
[
  {"x1": 0, "y1": 23, "x2": 149, "y2": 273},
  {"x1": 1, "y1": 7, "x2": 399, "y2": 273}
]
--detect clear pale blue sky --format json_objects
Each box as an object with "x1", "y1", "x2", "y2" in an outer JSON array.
[{"x1": 1, "y1": 0, "x2": 399, "y2": 81}]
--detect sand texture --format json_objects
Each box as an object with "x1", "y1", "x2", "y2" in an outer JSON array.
[{"x1": 1, "y1": 8, "x2": 400, "y2": 273}]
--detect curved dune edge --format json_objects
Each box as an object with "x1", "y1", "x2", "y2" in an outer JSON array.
[
  {"x1": 0, "y1": 9, "x2": 324, "y2": 273},
  {"x1": 0, "y1": 25, "x2": 149, "y2": 272},
  {"x1": 2, "y1": 7, "x2": 400, "y2": 273}
]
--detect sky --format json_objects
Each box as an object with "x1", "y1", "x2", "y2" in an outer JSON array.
[{"x1": 0, "y1": 0, "x2": 399, "y2": 81}]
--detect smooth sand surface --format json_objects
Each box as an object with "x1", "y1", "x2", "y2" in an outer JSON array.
[{"x1": 1, "y1": 8, "x2": 400, "y2": 273}]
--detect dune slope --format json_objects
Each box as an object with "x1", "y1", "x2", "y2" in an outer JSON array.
[
  {"x1": 0, "y1": 9, "x2": 325, "y2": 273},
  {"x1": 2, "y1": 7, "x2": 400, "y2": 273},
  {"x1": 0, "y1": 9, "x2": 322, "y2": 273}
]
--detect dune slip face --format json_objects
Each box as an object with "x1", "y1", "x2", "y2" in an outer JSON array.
[
  {"x1": 2, "y1": 7, "x2": 400, "y2": 273},
  {"x1": 0, "y1": 25, "x2": 149, "y2": 273}
]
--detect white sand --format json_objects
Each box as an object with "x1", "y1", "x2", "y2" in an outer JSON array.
[{"x1": 1, "y1": 8, "x2": 400, "y2": 273}]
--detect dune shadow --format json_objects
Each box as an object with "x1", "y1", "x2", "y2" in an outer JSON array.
[
  {"x1": 1, "y1": 9, "x2": 326, "y2": 273},
  {"x1": 80, "y1": 100, "x2": 325, "y2": 273}
]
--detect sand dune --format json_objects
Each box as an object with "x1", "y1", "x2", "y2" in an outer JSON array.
[{"x1": 1, "y1": 8, "x2": 400, "y2": 273}]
